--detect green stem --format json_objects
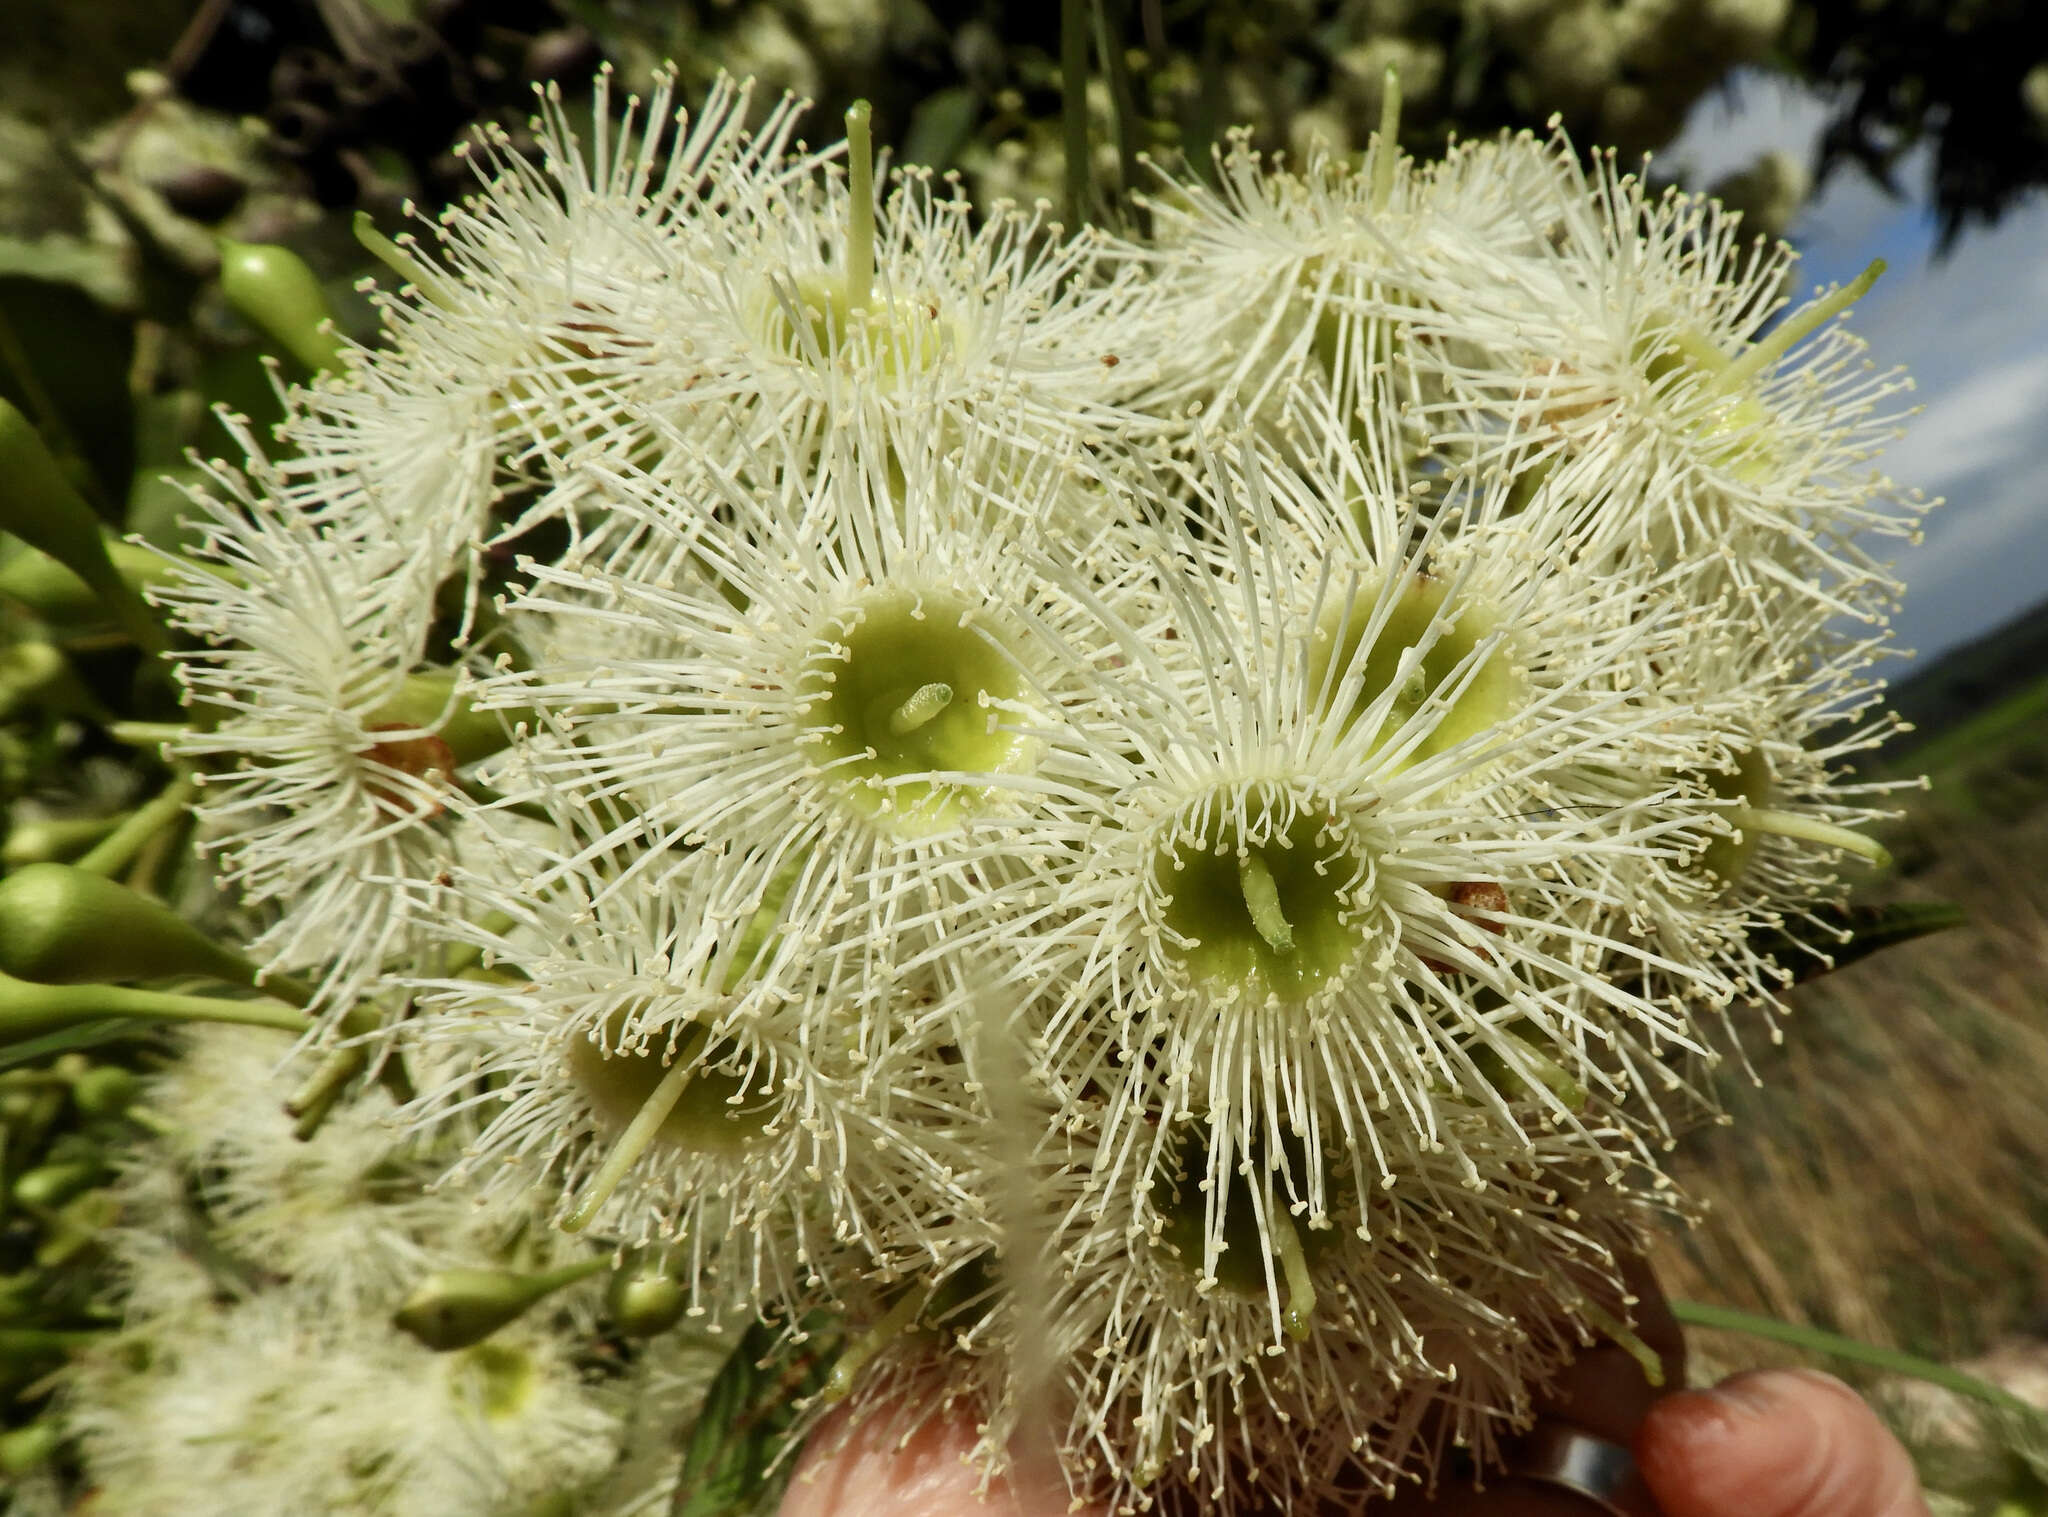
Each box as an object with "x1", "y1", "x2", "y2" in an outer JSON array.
[
  {"x1": 1579, "y1": 1296, "x2": 1666, "y2": 1388},
  {"x1": 1671, "y1": 1300, "x2": 2041, "y2": 1420},
  {"x1": 2, "y1": 977, "x2": 309, "y2": 1038},
  {"x1": 1060, "y1": 0, "x2": 1093, "y2": 230},
  {"x1": 844, "y1": 102, "x2": 876, "y2": 312},
  {"x1": 823, "y1": 1286, "x2": 925, "y2": 1401},
  {"x1": 1094, "y1": 0, "x2": 1141, "y2": 213},
  {"x1": 75, "y1": 774, "x2": 195, "y2": 879}
]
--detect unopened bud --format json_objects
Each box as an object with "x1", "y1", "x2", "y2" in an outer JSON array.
[
  {"x1": 0, "y1": 1420, "x2": 61, "y2": 1475},
  {"x1": 12, "y1": 1158, "x2": 105, "y2": 1210},
  {"x1": 393, "y1": 1259, "x2": 606, "y2": 1351},
  {"x1": 216, "y1": 237, "x2": 347, "y2": 374},
  {"x1": 69, "y1": 1065, "x2": 142, "y2": 1119},
  {"x1": 606, "y1": 1258, "x2": 687, "y2": 1338},
  {"x1": 0, "y1": 864, "x2": 263, "y2": 992}
]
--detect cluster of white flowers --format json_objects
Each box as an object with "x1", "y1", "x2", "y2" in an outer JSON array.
[
  {"x1": 143, "y1": 67, "x2": 1923, "y2": 1514},
  {"x1": 58, "y1": 1028, "x2": 651, "y2": 1517}
]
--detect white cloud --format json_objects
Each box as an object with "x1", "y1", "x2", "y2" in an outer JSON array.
[{"x1": 1883, "y1": 347, "x2": 2048, "y2": 495}]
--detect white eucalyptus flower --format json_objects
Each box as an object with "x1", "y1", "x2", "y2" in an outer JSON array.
[
  {"x1": 1397, "y1": 143, "x2": 1926, "y2": 615},
  {"x1": 972, "y1": 428, "x2": 1725, "y2": 1245},
  {"x1": 1128, "y1": 88, "x2": 1576, "y2": 427},
  {"x1": 406, "y1": 833, "x2": 988, "y2": 1305},
  {"x1": 152, "y1": 444, "x2": 508, "y2": 1017},
  {"x1": 317, "y1": 70, "x2": 819, "y2": 584},
  {"x1": 467, "y1": 424, "x2": 1169, "y2": 1056},
  {"x1": 631, "y1": 99, "x2": 1161, "y2": 473}
]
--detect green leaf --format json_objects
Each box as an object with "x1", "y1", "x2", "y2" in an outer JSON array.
[
  {"x1": 1761, "y1": 899, "x2": 1968, "y2": 984},
  {"x1": 672, "y1": 1313, "x2": 843, "y2": 1517},
  {"x1": 0, "y1": 1018, "x2": 137, "y2": 1072}
]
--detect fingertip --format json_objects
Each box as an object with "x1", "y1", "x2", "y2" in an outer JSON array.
[
  {"x1": 1636, "y1": 1368, "x2": 1928, "y2": 1517},
  {"x1": 778, "y1": 1401, "x2": 1104, "y2": 1517}
]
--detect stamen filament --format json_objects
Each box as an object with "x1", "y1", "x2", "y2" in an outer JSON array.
[
  {"x1": 1270, "y1": 1204, "x2": 1317, "y2": 1342},
  {"x1": 1370, "y1": 66, "x2": 1403, "y2": 212},
  {"x1": 887, "y1": 681, "x2": 953, "y2": 735},
  {"x1": 823, "y1": 1286, "x2": 925, "y2": 1402},
  {"x1": 1239, "y1": 853, "x2": 1294, "y2": 953},
  {"x1": 1735, "y1": 806, "x2": 1892, "y2": 869},
  {"x1": 845, "y1": 101, "x2": 876, "y2": 313},
  {"x1": 563, "y1": 1051, "x2": 697, "y2": 1232},
  {"x1": 1710, "y1": 259, "x2": 1884, "y2": 395}
]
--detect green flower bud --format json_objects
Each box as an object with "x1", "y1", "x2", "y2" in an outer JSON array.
[
  {"x1": 68, "y1": 1064, "x2": 141, "y2": 1119},
  {"x1": 1, "y1": 813, "x2": 124, "y2": 869},
  {"x1": 216, "y1": 237, "x2": 347, "y2": 374},
  {"x1": 605, "y1": 1257, "x2": 687, "y2": 1338},
  {"x1": 0, "y1": 1419, "x2": 61, "y2": 1476},
  {"x1": 392, "y1": 1259, "x2": 607, "y2": 1351},
  {"x1": 0, "y1": 399, "x2": 165, "y2": 654},
  {"x1": 0, "y1": 863, "x2": 264, "y2": 991},
  {"x1": 36, "y1": 1189, "x2": 118, "y2": 1268},
  {"x1": 0, "y1": 642, "x2": 104, "y2": 723},
  {"x1": 11, "y1": 1158, "x2": 104, "y2": 1210}
]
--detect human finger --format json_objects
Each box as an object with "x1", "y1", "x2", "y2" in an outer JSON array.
[
  {"x1": 1635, "y1": 1367, "x2": 1930, "y2": 1517},
  {"x1": 776, "y1": 1400, "x2": 1108, "y2": 1517}
]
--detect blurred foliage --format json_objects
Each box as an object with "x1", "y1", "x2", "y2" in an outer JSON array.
[{"x1": 1787, "y1": 0, "x2": 2048, "y2": 250}]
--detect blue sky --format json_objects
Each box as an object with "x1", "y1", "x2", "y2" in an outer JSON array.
[{"x1": 1665, "y1": 72, "x2": 2048, "y2": 665}]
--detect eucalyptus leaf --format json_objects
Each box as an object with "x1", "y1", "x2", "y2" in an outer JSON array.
[
  {"x1": 0, "y1": 1018, "x2": 138, "y2": 1073},
  {"x1": 1765, "y1": 900, "x2": 1969, "y2": 984},
  {"x1": 672, "y1": 1313, "x2": 843, "y2": 1517}
]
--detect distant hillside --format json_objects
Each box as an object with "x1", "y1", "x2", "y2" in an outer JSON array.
[{"x1": 1878, "y1": 595, "x2": 2048, "y2": 763}]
